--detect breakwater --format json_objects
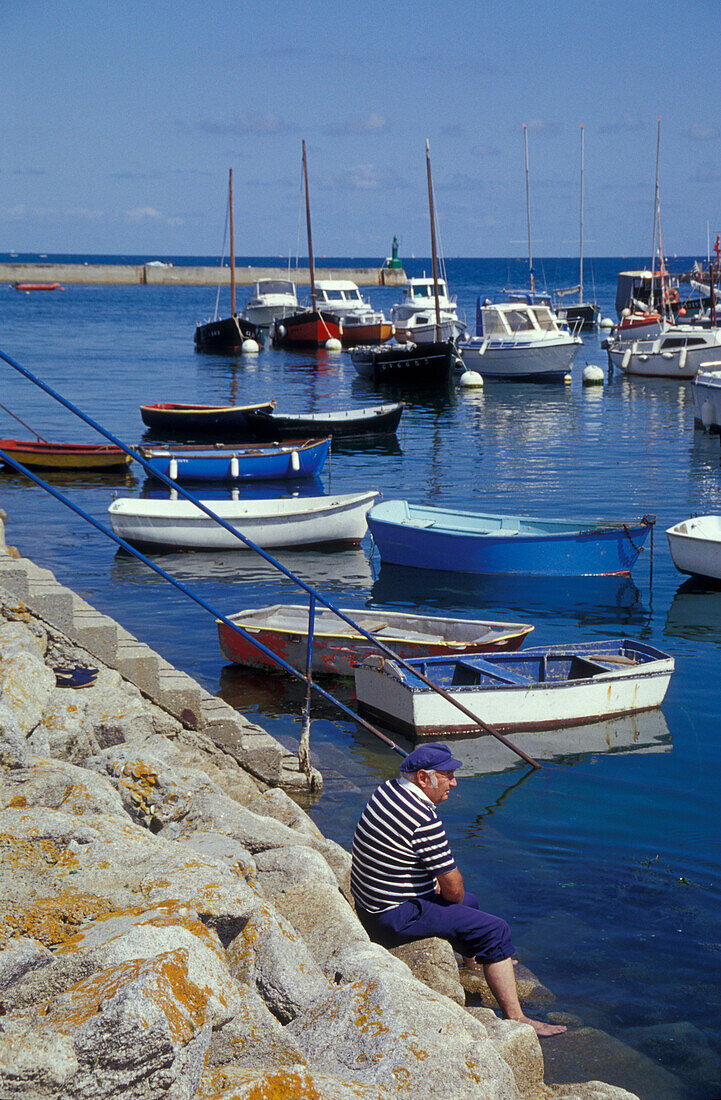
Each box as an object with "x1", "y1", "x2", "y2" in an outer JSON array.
[
  {"x1": 0, "y1": 509, "x2": 641, "y2": 1099},
  {"x1": 1, "y1": 262, "x2": 407, "y2": 287}
]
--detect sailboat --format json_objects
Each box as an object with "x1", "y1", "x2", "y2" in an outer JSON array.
[
  {"x1": 350, "y1": 140, "x2": 462, "y2": 382},
  {"x1": 271, "y1": 142, "x2": 343, "y2": 349},
  {"x1": 502, "y1": 124, "x2": 552, "y2": 308},
  {"x1": 194, "y1": 169, "x2": 263, "y2": 353},
  {"x1": 554, "y1": 125, "x2": 600, "y2": 331}
]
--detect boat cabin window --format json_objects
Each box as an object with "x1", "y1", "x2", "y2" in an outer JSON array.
[
  {"x1": 257, "y1": 280, "x2": 294, "y2": 296},
  {"x1": 530, "y1": 307, "x2": 557, "y2": 331},
  {"x1": 480, "y1": 309, "x2": 508, "y2": 336},
  {"x1": 661, "y1": 336, "x2": 709, "y2": 349},
  {"x1": 319, "y1": 288, "x2": 346, "y2": 301},
  {"x1": 504, "y1": 309, "x2": 536, "y2": 333},
  {"x1": 411, "y1": 284, "x2": 434, "y2": 299},
  {"x1": 344, "y1": 288, "x2": 363, "y2": 301}
]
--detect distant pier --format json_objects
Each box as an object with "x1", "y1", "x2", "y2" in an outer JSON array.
[{"x1": 1, "y1": 262, "x2": 407, "y2": 287}]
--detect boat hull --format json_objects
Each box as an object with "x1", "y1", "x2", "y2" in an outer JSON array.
[
  {"x1": 243, "y1": 403, "x2": 404, "y2": 440},
  {"x1": 556, "y1": 302, "x2": 599, "y2": 330},
  {"x1": 666, "y1": 516, "x2": 721, "y2": 582},
  {"x1": 367, "y1": 500, "x2": 653, "y2": 576},
  {"x1": 340, "y1": 321, "x2": 394, "y2": 347},
  {"x1": 241, "y1": 303, "x2": 298, "y2": 328},
  {"x1": 217, "y1": 605, "x2": 534, "y2": 676},
  {"x1": 609, "y1": 334, "x2": 721, "y2": 378},
  {"x1": 0, "y1": 439, "x2": 131, "y2": 470},
  {"x1": 140, "y1": 402, "x2": 275, "y2": 436},
  {"x1": 272, "y1": 311, "x2": 342, "y2": 347},
  {"x1": 458, "y1": 337, "x2": 579, "y2": 380},
  {"x1": 138, "y1": 438, "x2": 331, "y2": 482},
  {"x1": 194, "y1": 314, "x2": 262, "y2": 353},
  {"x1": 12, "y1": 282, "x2": 63, "y2": 291},
  {"x1": 108, "y1": 490, "x2": 380, "y2": 550},
  {"x1": 354, "y1": 639, "x2": 674, "y2": 737},
  {"x1": 351, "y1": 341, "x2": 461, "y2": 381},
  {"x1": 693, "y1": 371, "x2": 721, "y2": 431}
]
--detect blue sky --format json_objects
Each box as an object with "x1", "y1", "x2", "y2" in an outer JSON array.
[{"x1": 2, "y1": 0, "x2": 720, "y2": 259}]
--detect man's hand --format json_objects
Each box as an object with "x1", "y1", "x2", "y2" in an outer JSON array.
[{"x1": 436, "y1": 867, "x2": 464, "y2": 904}]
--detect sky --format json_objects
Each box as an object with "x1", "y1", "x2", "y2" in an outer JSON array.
[{"x1": 2, "y1": 0, "x2": 720, "y2": 259}]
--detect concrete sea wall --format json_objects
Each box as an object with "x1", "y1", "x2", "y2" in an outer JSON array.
[
  {"x1": 0, "y1": 509, "x2": 649, "y2": 1099},
  {"x1": 1, "y1": 262, "x2": 408, "y2": 287}
]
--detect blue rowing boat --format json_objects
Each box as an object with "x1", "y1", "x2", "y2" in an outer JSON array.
[
  {"x1": 137, "y1": 437, "x2": 331, "y2": 482},
  {"x1": 367, "y1": 500, "x2": 655, "y2": 576}
]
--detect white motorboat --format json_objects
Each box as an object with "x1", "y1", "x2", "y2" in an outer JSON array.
[
  {"x1": 353, "y1": 638, "x2": 674, "y2": 737},
  {"x1": 457, "y1": 299, "x2": 582, "y2": 380},
  {"x1": 667, "y1": 516, "x2": 721, "y2": 582},
  {"x1": 108, "y1": 490, "x2": 380, "y2": 551},
  {"x1": 607, "y1": 325, "x2": 721, "y2": 378},
  {"x1": 692, "y1": 366, "x2": 721, "y2": 430},
  {"x1": 312, "y1": 280, "x2": 393, "y2": 345},
  {"x1": 391, "y1": 276, "x2": 464, "y2": 344},
  {"x1": 241, "y1": 279, "x2": 298, "y2": 328}
]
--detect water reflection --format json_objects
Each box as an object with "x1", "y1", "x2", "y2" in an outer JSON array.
[
  {"x1": 664, "y1": 577, "x2": 721, "y2": 645},
  {"x1": 138, "y1": 475, "x2": 326, "y2": 500}
]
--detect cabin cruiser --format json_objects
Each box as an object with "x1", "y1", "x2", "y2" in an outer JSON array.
[
  {"x1": 457, "y1": 298, "x2": 582, "y2": 380},
  {"x1": 390, "y1": 276, "x2": 465, "y2": 344},
  {"x1": 241, "y1": 279, "x2": 298, "y2": 328},
  {"x1": 606, "y1": 323, "x2": 721, "y2": 378},
  {"x1": 312, "y1": 279, "x2": 393, "y2": 346}
]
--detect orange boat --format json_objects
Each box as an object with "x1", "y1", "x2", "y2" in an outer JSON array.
[
  {"x1": 0, "y1": 438, "x2": 131, "y2": 470},
  {"x1": 12, "y1": 282, "x2": 64, "y2": 291}
]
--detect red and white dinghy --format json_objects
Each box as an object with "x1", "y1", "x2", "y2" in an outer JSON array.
[{"x1": 217, "y1": 604, "x2": 534, "y2": 676}]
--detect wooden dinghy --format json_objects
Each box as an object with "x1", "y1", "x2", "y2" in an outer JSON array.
[
  {"x1": 216, "y1": 605, "x2": 534, "y2": 676},
  {"x1": 108, "y1": 490, "x2": 380, "y2": 550},
  {"x1": 666, "y1": 515, "x2": 721, "y2": 582},
  {"x1": 367, "y1": 499, "x2": 655, "y2": 576},
  {"x1": 353, "y1": 638, "x2": 675, "y2": 737},
  {"x1": 243, "y1": 402, "x2": 404, "y2": 440},
  {"x1": 0, "y1": 438, "x2": 131, "y2": 470},
  {"x1": 137, "y1": 437, "x2": 330, "y2": 482},
  {"x1": 140, "y1": 401, "x2": 275, "y2": 435}
]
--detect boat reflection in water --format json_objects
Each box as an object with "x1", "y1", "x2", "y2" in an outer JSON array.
[
  {"x1": 138, "y1": 476, "x2": 326, "y2": 501},
  {"x1": 442, "y1": 710, "x2": 672, "y2": 778},
  {"x1": 370, "y1": 563, "x2": 644, "y2": 618},
  {"x1": 664, "y1": 577, "x2": 721, "y2": 646}
]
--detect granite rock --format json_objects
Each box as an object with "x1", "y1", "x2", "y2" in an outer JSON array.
[
  {"x1": 205, "y1": 984, "x2": 307, "y2": 1070},
  {"x1": 389, "y1": 936, "x2": 466, "y2": 1006},
  {"x1": 198, "y1": 1065, "x2": 394, "y2": 1099}
]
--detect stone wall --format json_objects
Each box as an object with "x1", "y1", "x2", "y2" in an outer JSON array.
[{"x1": 0, "y1": 513, "x2": 639, "y2": 1099}]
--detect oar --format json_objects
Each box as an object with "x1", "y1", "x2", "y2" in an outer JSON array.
[{"x1": 0, "y1": 403, "x2": 50, "y2": 443}]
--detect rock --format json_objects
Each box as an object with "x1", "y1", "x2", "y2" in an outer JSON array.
[
  {"x1": 287, "y1": 972, "x2": 520, "y2": 1099},
  {"x1": 0, "y1": 620, "x2": 47, "y2": 659},
  {"x1": 269, "y1": 880, "x2": 370, "y2": 977},
  {"x1": 0, "y1": 710, "x2": 28, "y2": 769},
  {"x1": 225, "y1": 900, "x2": 332, "y2": 1023},
  {"x1": 205, "y1": 984, "x2": 307, "y2": 1070},
  {"x1": 0, "y1": 950, "x2": 211, "y2": 1099},
  {"x1": 247, "y1": 787, "x2": 352, "y2": 893},
  {"x1": 461, "y1": 961, "x2": 556, "y2": 1008},
  {"x1": 325, "y1": 942, "x2": 412, "y2": 987},
  {"x1": 0, "y1": 936, "x2": 54, "y2": 989},
  {"x1": 181, "y1": 830, "x2": 257, "y2": 886},
  {"x1": 389, "y1": 936, "x2": 466, "y2": 1006},
  {"x1": 550, "y1": 1085, "x2": 640, "y2": 1100},
  {"x1": 254, "y1": 843, "x2": 339, "y2": 896},
  {"x1": 198, "y1": 1065, "x2": 394, "y2": 1099},
  {"x1": 467, "y1": 1007, "x2": 547, "y2": 1099},
  {"x1": 621, "y1": 1020, "x2": 721, "y2": 1097},
  {"x1": 541, "y1": 1026, "x2": 686, "y2": 1100},
  {"x1": 0, "y1": 649, "x2": 56, "y2": 735},
  {"x1": 0, "y1": 757, "x2": 131, "y2": 818}
]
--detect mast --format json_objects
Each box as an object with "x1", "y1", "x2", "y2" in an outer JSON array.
[
  {"x1": 425, "y1": 139, "x2": 442, "y2": 341},
  {"x1": 302, "y1": 140, "x2": 317, "y2": 312},
  {"x1": 229, "y1": 168, "x2": 236, "y2": 316},
  {"x1": 523, "y1": 124, "x2": 534, "y2": 294},
  {"x1": 650, "y1": 118, "x2": 661, "y2": 313},
  {"x1": 579, "y1": 124, "x2": 584, "y2": 305}
]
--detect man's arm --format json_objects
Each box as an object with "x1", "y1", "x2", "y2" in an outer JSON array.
[{"x1": 436, "y1": 867, "x2": 464, "y2": 903}]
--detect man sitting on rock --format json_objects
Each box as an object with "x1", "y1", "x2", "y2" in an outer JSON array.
[{"x1": 350, "y1": 742, "x2": 566, "y2": 1037}]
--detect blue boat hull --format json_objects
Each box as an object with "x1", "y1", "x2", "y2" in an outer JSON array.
[
  {"x1": 139, "y1": 438, "x2": 331, "y2": 482},
  {"x1": 367, "y1": 506, "x2": 653, "y2": 576}
]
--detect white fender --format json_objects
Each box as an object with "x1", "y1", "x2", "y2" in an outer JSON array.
[
  {"x1": 169, "y1": 458, "x2": 178, "y2": 481},
  {"x1": 621, "y1": 348, "x2": 632, "y2": 371},
  {"x1": 701, "y1": 400, "x2": 714, "y2": 429},
  {"x1": 230, "y1": 456, "x2": 240, "y2": 478},
  {"x1": 679, "y1": 347, "x2": 688, "y2": 370},
  {"x1": 291, "y1": 449, "x2": 301, "y2": 471}
]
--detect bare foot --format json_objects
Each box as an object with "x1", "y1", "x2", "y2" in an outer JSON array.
[{"x1": 516, "y1": 1014, "x2": 567, "y2": 1037}]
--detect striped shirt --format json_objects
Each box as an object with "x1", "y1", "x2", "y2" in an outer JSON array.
[{"x1": 350, "y1": 777, "x2": 456, "y2": 913}]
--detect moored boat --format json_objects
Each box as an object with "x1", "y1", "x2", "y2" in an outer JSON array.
[
  {"x1": 107, "y1": 490, "x2": 380, "y2": 550},
  {"x1": 339, "y1": 311, "x2": 394, "y2": 347},
  {"x1": 217, "y1": 604, "x2": 534, "y2": 676},
  {"x1": 353, "y1": 638, "x2": 675, "y2": 737},
  {"x1": 242, "y1": 402, "x2": 404, "y2": 440},
  {"x1": 139, "y1": 401, "x2": 275, "y2": 435},
  {"x1": 390, "y1": 277, "x2": 463, "y2": 344},
  {"x1": 666, "y1": 516, "x2": 721, "y2": 583},
  {"x1": 607, "y1": 325, "x2": 721, "y2": 378},
  {"x1": 0, "y1": 438, "x2": 131, "y2": 470},
  {"x1": 137, "y1": 437, "x2": 330, "y2": 482},
  {"x1": 367, "y1": 499, "x2": 655, "y2": 576},
  {"x1": 12, "y1": 282, "x2": 64, "y2": 292},
  {"x1": 692, "y1": 366, "x2": 721, "y2": 430},
  {"x1": 241, "y1": 278, "x2": 298, "y2": 328},
  {"x1": 350, "y1": 340, "x2": 462, "y2": 382},
  {"x1": 457, "y1": 299, "x2": 582, "y2": 381}
]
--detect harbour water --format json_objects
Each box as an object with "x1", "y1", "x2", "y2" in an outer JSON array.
[{"x1": 2, "y1": 255, "x2": 720, "y2": 1097}]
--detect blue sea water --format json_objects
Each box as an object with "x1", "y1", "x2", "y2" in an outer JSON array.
[{"x1": 1, "y1": 255, "x2": 720, "y2": 1098}]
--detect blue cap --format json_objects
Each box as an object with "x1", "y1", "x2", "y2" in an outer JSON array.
[{"x1": 399, "y1": 742, "x2": 463, "y2": 773}]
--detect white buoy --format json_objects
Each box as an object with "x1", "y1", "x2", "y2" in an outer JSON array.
[
  {"x1": 582, "y1": 364, "x2": 605, "y2": 385},
  {"x1": 459, "y1": 370, "x2": 484, "y2": 388},
  {"x1": 701, "y1": 400, "x2": 714, "y2": 429},
  {"x1": 242, "y1": 338, "x2": 259, "y2": 354},
  {"x1": 325, "y1": 337, "x2": 342, "y2": 351},
  {"x1": 600, "y1": 317, "x2": 614, "y2": 329}
]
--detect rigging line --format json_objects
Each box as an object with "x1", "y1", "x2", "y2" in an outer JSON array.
[
  {"x1": 0, "y1": 403, "x2": 49, "y2": 442},
  {"x1": 213, "y1": 185, "x2": 230, "y2": 323}
]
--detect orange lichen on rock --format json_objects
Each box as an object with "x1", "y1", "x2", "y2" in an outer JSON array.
[
  {"x1": 59, "y1": 900, "x2": 226, "y2": 961},
  {"x1": 7, "y1": 795, "x2": 27, "y2": 808},
  {"x1": 198, "y1": 1066, "x2": 381, "y2": 1100},
  {"x1": 37, "y1": 949, "x2": 208, "y2": 1045},
  {"x1": 0, "y1": 888, "x2": 117, "y2": 948}
]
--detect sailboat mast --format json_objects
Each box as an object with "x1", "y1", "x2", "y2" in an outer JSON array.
[
  {"x1": 302, "y1": 141, "x2": 317, "y2": 312},
  {"x1": 229, "y1": 168, "x2": 236, "y2": 316},
  {"x1": 579, "y1": 125, "x2": 584, "y2": 305},
  {"x1": 650, "y1": 118, "x2": 661, "y2": 311},
  {"x1": 523, "y1": 125, "x2": 534, "y2": 295},
  {"x1": 425, "y1": 140, "x2": 442, "y2": 340}
]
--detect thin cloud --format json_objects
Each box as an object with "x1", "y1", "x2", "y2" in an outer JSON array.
[
  {"x1": 66, "y1": 207, "x2": 104, "y2": 220},
  {"x1": 325, "y1": 112, "x2": 388, "y2": 136},
  {"x1": 181, "y1": 112, "x2": 295, "y2": 136},
  {"x1": 599, "y1": 113, "x2": 643, "y2": 135},
  {"x1": 524, "y1": 118, "x2": 557, "y2": 136},
  {"x1": 687, "y1": 123, "x2": 719, "y2": 141},
  {"x1": 337, "y1": 164, "x2": 407, "y2": 191},
  {"x1": 12, "y1": 168, "x2": 47, "y2": 177}
]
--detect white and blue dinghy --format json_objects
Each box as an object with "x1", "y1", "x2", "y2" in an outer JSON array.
[{"x1": 353, "y1": 639, "x2": 674, "y2": 738}]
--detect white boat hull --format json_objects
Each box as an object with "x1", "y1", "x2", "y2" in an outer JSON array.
[
  {"x1": 693, "y1": 370, "x2": 721, "y2": 431},
  {"x1": 609, "y1": 332, "x2": 721, "y2": 378},
  {"x1": 355, "y1": 661, "x2": 673, "y2": 736},
  {"x1": 241, "y1": 303, "x2": 298, "y2": 328},
  {"x1": 666, "y1": 516, "x2": 721, "y2": 581},
  {"x1": 108, "y1": 491, "x2": 380, "y2": 551},
  {"x1": 458, "y1": 336, "x2": 580, "y2": 378}
]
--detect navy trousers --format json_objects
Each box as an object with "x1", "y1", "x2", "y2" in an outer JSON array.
[{"x1": 355, "y1": 890, "x2": 515, "y2": 964}]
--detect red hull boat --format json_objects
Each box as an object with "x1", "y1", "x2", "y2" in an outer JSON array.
[
  {"x1": 13, "y1": 282, "x2": 64, "y2": 292},
  {"x1": 272, "y1": 310, "x2": 342, "y2": 348}
]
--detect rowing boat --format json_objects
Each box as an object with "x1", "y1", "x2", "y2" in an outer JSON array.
[
  {"x1": 0, "y1": 438, "x2": 131, "y2": 470},
  {"x1": 137, "y1": 437, "x2": 330, "y2": 481}
]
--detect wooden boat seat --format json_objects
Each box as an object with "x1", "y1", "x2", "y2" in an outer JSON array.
[{"x1": 453, "y1": 659, "x2": 532, "y2": 686}]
